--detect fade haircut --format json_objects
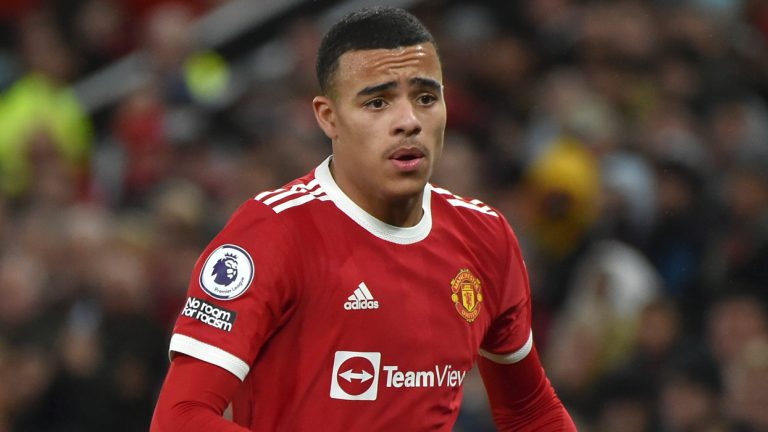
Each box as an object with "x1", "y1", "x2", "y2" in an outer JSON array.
[{"x1": 316, "y1": 7, "x2": 437, "y2": 95}]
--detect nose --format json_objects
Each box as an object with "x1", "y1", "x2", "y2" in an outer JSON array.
[{"x1": 392, "y1": 102, "x2": 422, "y2": 137}]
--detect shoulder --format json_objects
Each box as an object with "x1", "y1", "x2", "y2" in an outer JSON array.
[
  {"x1": 215, "y1": 171, "x2": 319, "y2": 234},
  {"x1": 250, "y1": 174, "x2": 332, "y2": 217},
  {"x1": 224, "y1": 173, "x2": 329, "y2": 226},
  {"x1": 431, "y1": 186, "x2": 504, "y2": 229},
  {"x1": 203, "y1": 177, "x2": 326, "y2": 283},
  {"x1": 430, "y1": 185, "x2": 522, "y2": 251}
]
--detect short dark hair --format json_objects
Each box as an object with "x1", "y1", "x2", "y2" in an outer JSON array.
[{"x1": 316, "y1": 7, "x2": 437, "y2": 95}]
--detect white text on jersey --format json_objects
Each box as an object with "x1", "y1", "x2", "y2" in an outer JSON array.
[
  {"x1": 343, "y1": 282, "x2": 380, "y2": 310},
  {"x1": 383, "y1": 364, "x2": 466, "y2": 388}
]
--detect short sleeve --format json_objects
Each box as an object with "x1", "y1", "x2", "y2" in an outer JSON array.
[
  {"x1": 479, "y1": 217, "x2": 534, "y2": 364},
  {"x1": 169, "y1": 199, "x2": 299, "y2": 380}
]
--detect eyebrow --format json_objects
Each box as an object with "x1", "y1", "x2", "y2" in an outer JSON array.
[
  {"x1": 410, "y1": 77, "x2": 442, "y2": 91},
  {"x1": 356, "y1": 77, "x2": 443, "y2": 97},
  {"x1": 357, "y1": 81, "x2": 398, "y2": 96}
]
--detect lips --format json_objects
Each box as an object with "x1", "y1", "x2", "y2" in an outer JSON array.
[
  {"x1": 389, "y1": 147, "x2": 426, "y2": 161},
  {"x1": 388, "y1": 146, "x2": 426, "y2": 172}
]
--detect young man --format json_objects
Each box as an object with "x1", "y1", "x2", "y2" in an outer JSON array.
[{"x1": 151, "y1": 7, "x2": 575, "y2": 431}]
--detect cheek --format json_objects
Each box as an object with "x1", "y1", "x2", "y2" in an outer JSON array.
[
  {"x1": 335, "y1": 115, "x2": 363, "y2": 145},
  {"x1": 428, "y1": 114, "x2": 447, "y2": 147},
  {"x1": 425, "y1": 105, "x2": 447, "y2": 136},
  {"x1": 435, "y1": 117, "x2": 447, "y2": 138},
  {"x1": 342, "y1": 113, "x2": 390, "y2": 146},
  {"x1": 339, "y1": 109, "x2": 375, "y2": 135},
  {"x1": 334, "y1": 115, "x2": 382, "y2": 164}
]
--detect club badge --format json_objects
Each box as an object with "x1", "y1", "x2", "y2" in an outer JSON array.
[{"x1": 450, "y1": 268, "x2": 483, "y2": 323}]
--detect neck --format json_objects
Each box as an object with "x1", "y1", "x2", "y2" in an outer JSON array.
[
  {"x1": 373, "y1": 195, "x2": 424, "y2": 227},
  {"x1": 329, "y1": 161, "x2": 424, "y2": 228}
]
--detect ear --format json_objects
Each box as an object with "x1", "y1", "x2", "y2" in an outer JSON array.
[{"x1": 313, "y1": 96, "x2": 337, "y2": 140}]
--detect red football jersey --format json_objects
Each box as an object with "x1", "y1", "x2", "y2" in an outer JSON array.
[{"x1": 169, "y1": 157, "x2": 534, "y2": 431}]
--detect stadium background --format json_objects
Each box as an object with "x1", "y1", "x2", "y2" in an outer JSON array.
[{"x1": 0, "y1": 0, "x2": 767, "y2": 430}]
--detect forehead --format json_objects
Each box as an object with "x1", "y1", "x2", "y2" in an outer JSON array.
[{"x1": 334, "y1": 44, "x2": 442, "y2": 94}]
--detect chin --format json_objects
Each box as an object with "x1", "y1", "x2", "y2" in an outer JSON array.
[{"x1": 384, "y1": 178, "x2": 429, "y2": 201}]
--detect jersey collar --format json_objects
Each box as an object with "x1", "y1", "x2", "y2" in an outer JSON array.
[{"x1": 314, "y1": 156, "x2": 432, "y2": 244}]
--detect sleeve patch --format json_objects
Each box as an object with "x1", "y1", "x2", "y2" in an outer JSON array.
[
  {"x1": 199, "y1": 244, "x2": 254, "y2": 300},
  {"x1": 181, "y1": 297, "x2": 237, "y2": 332}
]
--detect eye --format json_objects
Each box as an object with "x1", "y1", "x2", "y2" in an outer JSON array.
[
  {"x1": 416, "y1": 94, "x2": 438, "y2": 106},
  {"x1": 364, "y1": 98, "x2": 388, "y2": 110}
]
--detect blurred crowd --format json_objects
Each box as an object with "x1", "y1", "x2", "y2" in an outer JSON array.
[{"x1": 0, "y1": 0, "x2": 767, "y2": 431}]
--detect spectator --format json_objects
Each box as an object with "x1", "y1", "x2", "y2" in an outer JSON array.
[
  {"x1": 724, "y1": 338, "x2": 768, "y2": 431},
  {"x1": 0, "y1": 11, "x2": 91, "y2": 200}
]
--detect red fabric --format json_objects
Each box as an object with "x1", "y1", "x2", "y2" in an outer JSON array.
[
  {"x1": 150, "y1": 355, "x2": 247, "y2": 432},
  {"x1": 478, "y1": 346, "x2": 576, "y2": 431},
  {"x1": 165, "y1": 162, "x2": 534, "y2": 430}
]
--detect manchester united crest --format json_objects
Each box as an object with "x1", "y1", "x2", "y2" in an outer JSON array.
[{"x1": 450, "y1": 268, "x2": 483, "y2": 323}]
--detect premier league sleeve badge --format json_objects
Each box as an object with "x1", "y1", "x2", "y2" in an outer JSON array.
[{"x1": 199, "y1": 244, "x2": 255, "y2": 300}]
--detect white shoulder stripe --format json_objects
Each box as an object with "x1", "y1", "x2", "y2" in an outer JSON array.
[
  {"x1": 169, "y1": 333, "x2": 250, "y2": 381},
  {"x1": 432, "y1": 186, "x2": 498, "y2": 217},
  {"x1": 479, "y1": 331, "x2": 533, "y2": 364},
  {"x1": 431, "y1": 187, "x2": 453, "y2": 195},
  {"x1": 273, "y1": 194, "x2": 316, "y2": 213},
  {"x1": 447, "y1": 199, "x2": 499, "y2": 217},
  {"x1": 309, "y1": 187, "x2": 326, "y2": 197},
  {"x1": 254, "y1": 188, "x2": 285, "y2": 202},
  {"x1": 303, "y1": 178, "x2": 320, "y2": 191},
  {"x1": 263, "y1": 189, "x2": 301, "y2": 205},
  {"x1": 254, "y1": 180, "x2": 329, "y2": 214}
]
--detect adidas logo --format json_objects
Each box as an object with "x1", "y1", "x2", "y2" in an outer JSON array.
[{"x1": 344, "y1": 282, "x2": 380, "y2": 310}]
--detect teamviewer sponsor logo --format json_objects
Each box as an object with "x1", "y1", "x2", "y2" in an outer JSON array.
[
  {"x1": 181, "y1": 297, "x2": 237, "y2": 332},
  {"x1": 330, "y1": 351, "x2": 381, "y2": 400},
  {"x1": 330, "y1": 351, "x2": 468, "y2": 401},
  {"x1": 343, "y1": 282, "x2": 379, "y2": 310}
]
